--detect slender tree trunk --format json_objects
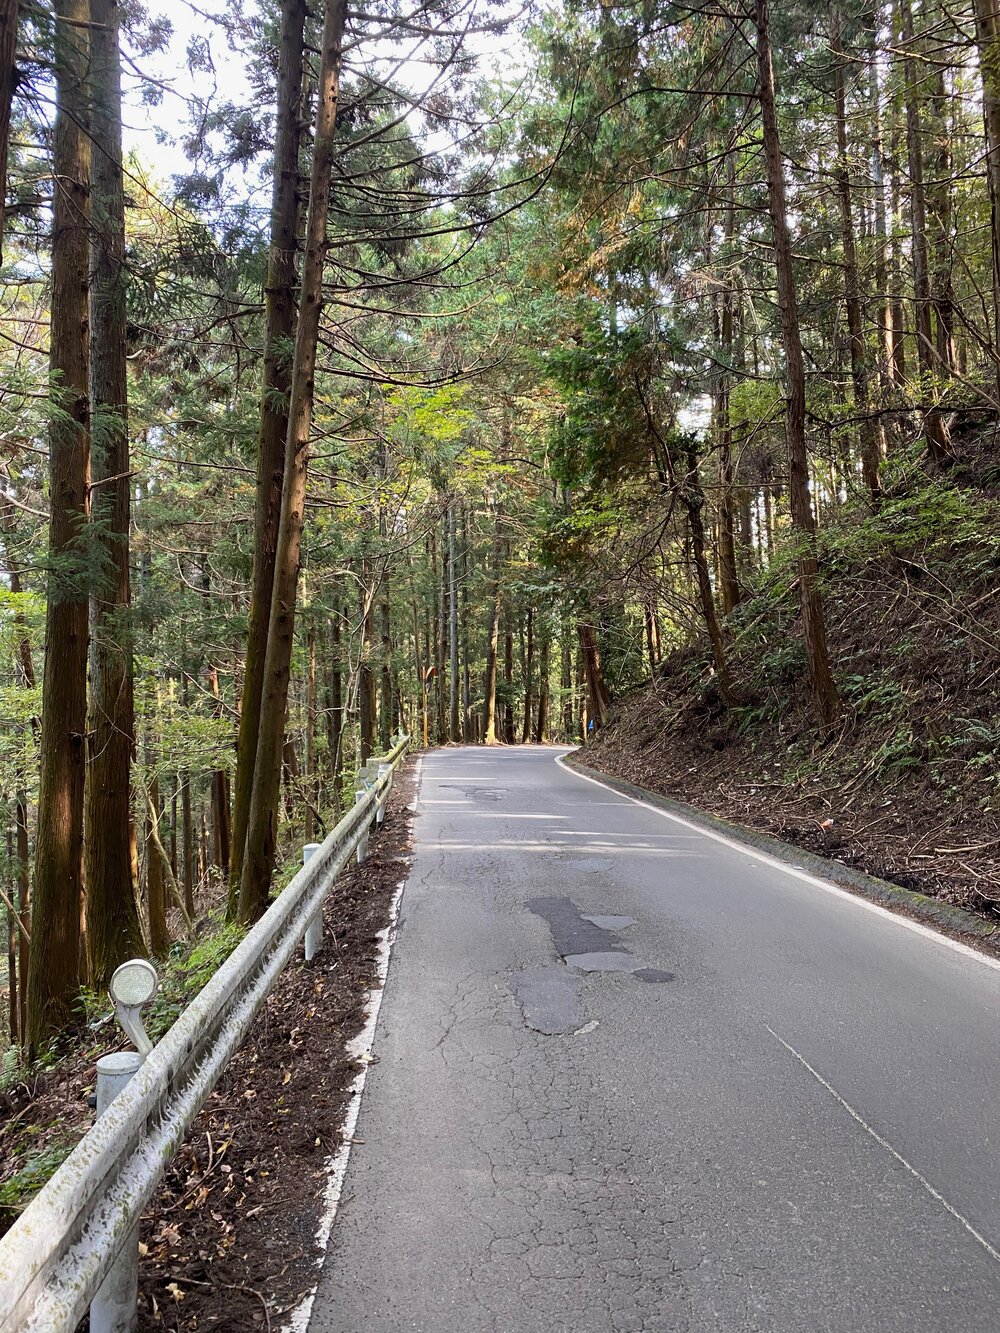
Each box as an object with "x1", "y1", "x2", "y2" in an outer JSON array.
[
  {"x1": 27, "y1": 0, "x2": 91, "y2": 1052},
  {"x1": 358, "y1": 582, "x2": 377, "y2": 762},
  {"x1": 832, "y1": 7, "x2": 881, "y2": 501},
  {"x1": 520, "y1": 607, "x2": 534, "y2": 744},
  {"x1": 304, "y1": 620, "x2": 316, "y2": 840},
  {"x1": 534, "y1": 626, "x2": 550, "y2": 743},
  {"x1": 146, "y1": 767, "x2": 169, "y2": 956},
  {"x1": 229, "y1": 0, "x2": 308, "y2": 915},
  {"x1": 561, "y1": 628, "x2": 573, "y2": 739},
  {"x1": 716, "y1": 168, "x2": 741, "y2": 611},
  {"x1": 503, "y1": 616, "x2": 515, "y2": 744},
  {"x1": 929, "y1": 60, "x2": 956, "y2": 374},
  {"x1": 974, "y1": 0, "x2": 1000, "y2": 395},
  {"x1": 7, "y1": 827, "x2": 17, "y2": 1044},
  {"x1": 436, "y1": 516, "x2": 447, "y2": 742},
  {"x1": 900, "y1": 0, "x2": 950, "y2": 460},
  {"x1": 483, "y1": 523, "x2": 502, "y2": 743},
  {"x1": 239, "y1": 0, "x2": 348, "y2": 923},
  {"x1": 460, "y1": 503, "x2": 472, "y2": 741},
  {"x1": 326, "y1": 597, "x2": 344, "y2": 816},
  {"x1": 681, "y1": 453, "x2": 736, "y2": 706},
  {"x1": 84, "y1": 0, "x2": 143, "y2": 988},
  {"x1": 448, "y1": 498, "x2": 459, "y2": 741},
  {"x1": 379, "y1": 585, "x2": 392, "y2": 751},
  {"x1": 0, "y1": 0, "x2": 17, "y2": 264},
  {"x1": 643, "y1": 604, "x2": 659, "y2": 677},
  {"x1": 755, "y1": 0, "x2": 841, "y2": 733}
]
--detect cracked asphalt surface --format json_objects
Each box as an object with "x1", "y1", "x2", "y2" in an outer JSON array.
[{"x1": 308, "y1": 746, "x2": 1000, "y2": 1332}]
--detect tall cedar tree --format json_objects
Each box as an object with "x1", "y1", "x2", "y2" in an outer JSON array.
[
  {"x1": 228, "y1": 0, "x2": 308, "y2": 914},
  {"x1": 85, "y1": 0, "x2": 143, "y2": 986},
  {"x1": 754, "y1": 0, "x2": 841, "y2": 732},
  {"x1": 238, "y1": 0, "x2": 348, "y2": 922},
  {"x1": 0, "y1": 0, "x2": 17, "y2": 261},
  {"x1": 27, "y1": 0, "x2": 91, "y2": 1050}
]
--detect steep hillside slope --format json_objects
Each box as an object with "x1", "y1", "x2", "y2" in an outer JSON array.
[{"x1": 580, "y1": 436, "x2": 1000, "y2": 923}]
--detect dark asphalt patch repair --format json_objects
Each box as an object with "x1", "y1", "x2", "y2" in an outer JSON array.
[{"x1": 513, "y1": 897, "x2": 675, "y2": 1033}]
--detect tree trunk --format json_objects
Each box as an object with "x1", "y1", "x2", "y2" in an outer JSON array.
[
  {"x1": 26, "y1": 0, "x2": 91, "y2": 1052},
  {"x1": 681, "y1": 452, "x2": 736, "y2": 706},
  {"x1": 305, "y1": 620, "x2": 317, "y2": 840},
  {"x1": 359, "y1": 581, "x2": 377, "y2": 762},
  {"x1": 503, "y1": 616, "x2": 515, "y2": 744},
  {"x1": 239, "y1": 0, "x2": 348, "y2": 923},
  {"x1": 716, "y1": 166, "x2": 742, "y2": 610},
  {"x1": 900, "y1": 0, "x2": 951, "y2": 460},
  {"x1": 379, "y1": 585, "x2": 392, "y2": 751},
  {"x1": 521, "y1": 606, "x2": 534, "y2": 744},
  {"x1": 448, "y1": 498, "x2": 459, "y2": 741},
  {"x1": 436, "y1": 514, "x2": 447, "y2": 742},
  {"x1": 0, "y1": 0, "x2": 17, "y2": 263},
  {"x1": 832, "y1": 6, "x2": 881, "y2": 501},
  {"x1": 460, "y1": 503, "x2": 472, "y2": 741},
  {"x1": 7, "y1": 828, "x2": 17, "y2": 1044},
  {"x1": 146, "y1": 767, "x2": 170, "y2": 956},
  {"x1": 561, "y1": 629, "x2": 573, "y2": 738},
  {"x1": 326, "y1": 597, "x2": 345, "y2": 816},
  {"x1": 84, "y1": 0, "x2": 143, "y2": 989},
  {"x1": 482, "y1": 524, "x2": 502, "y2": 743},
  {"x1": 534, "y1": 625, "x2": 550, "y2": 744},
  {"x1": 974, "y1": 0, "x2": 1000, "y2": 395},
  {"x1": 578, "y1": 622, "x2": 611, "y2": 732},
  {"x1": 206, "y1": 662, "x2": 231, "y2": 874},
  {"x1": 755, "y1": 0, "x2": 841, "y2": 733},
  {"x1": 229, "y1": 0, "x2": 308, "y2": 915}
]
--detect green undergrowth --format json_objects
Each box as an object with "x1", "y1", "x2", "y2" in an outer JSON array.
[{"x1": 0, "y1": 912, "x2": 248, "y2": 1226}]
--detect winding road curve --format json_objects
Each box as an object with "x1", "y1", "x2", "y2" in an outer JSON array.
[{"x1": 309, "y1": 745, "x2": 1000, "y2": 1332}]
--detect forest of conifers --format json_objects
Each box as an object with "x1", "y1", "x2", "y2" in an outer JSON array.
[{"x1": 2, "y1": 0, "x2": 999, "y2": 1058}]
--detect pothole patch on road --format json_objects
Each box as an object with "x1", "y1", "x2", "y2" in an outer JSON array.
[{"x1": 526, "y1": 896, "x2": 677, "y2": 985}]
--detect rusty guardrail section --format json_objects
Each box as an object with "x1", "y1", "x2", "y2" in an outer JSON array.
[{"x1": 0, "y1": 736, "x2": 409, "y2": 1332}]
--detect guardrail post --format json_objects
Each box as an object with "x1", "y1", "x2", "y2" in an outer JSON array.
[
  {"x1": 91, "y1": 1052, "x2": 144, "y2": 1333},
  {"x1": 376, "y1": 764, "x2": 390, "y2": 825},
  {"x1": 355, "y1": 788, "x2": 369, "y2": 863},
  {"x1": 303, "y1": 842, "x2": 323, "y2": 961}
]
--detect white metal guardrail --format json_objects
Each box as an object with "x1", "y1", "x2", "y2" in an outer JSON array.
[{"x1": 0, "y1": 736, "x2": 409, "y2": 1333}]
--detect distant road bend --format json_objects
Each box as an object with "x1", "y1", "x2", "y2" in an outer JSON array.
[{"x1": 308, "y1": 746, "x2": 1000, "y2": 1333}]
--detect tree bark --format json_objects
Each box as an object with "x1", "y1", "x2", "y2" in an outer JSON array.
[
  {"x1": 716, "y1": 165, "x2": 741, "y2": 610},
  {"x1": 900, "y1": 0, "x2": 950, "y2": 460},
  {"x1": 26, "y1": 0, "x2": 91, "y2": 1052},
  {"x1": 503, "y1": 616, "x2": 515, "y2": 744},
  {"x1": 229, "y1": 0, "x2": 308, "y2": 915},
  {"x1": 0, "y1": 0, "x2": 17, "y2": 264},
  {"x1": 534, "y1": 624, "x2": 549, "y2": 744},
  {"x1": 755, "y1": 0, "x2": 841, "y2": 733},
  {"x1": 84, "y1": 0, "x2": 143, "y2": 988},
  {"x1": 482, "y1": 523, "x2": 502, "y2": 743},
  {"x1": 520, "y1": 607, "x2": 534, "y2": 744},
  {"x1": 239, "y1": 0, "x2": 349, "y2": 923},
  {"x1": 145, "y1": 766, "x2": 170, "y2": 956},
  {"x1": 832, "y1": 7, "x2": 881, "y2": 501},
  {"x1": 448, "y1": 497, "x2": 459, "y2": 741},
  {"x1": 578, "y1": 622, "x2": 611, "y2": 732},
  {"x1": 974, "y1": 0, "x2": 1000, "y2": 393},
  {"x1": 681, "y1": 451, "x2": 736, "y2": 706}
]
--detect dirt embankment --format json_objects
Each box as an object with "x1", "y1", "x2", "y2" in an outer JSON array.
[{"x1": 581, "y1": 453, "x2": 1000, "y2": 925}]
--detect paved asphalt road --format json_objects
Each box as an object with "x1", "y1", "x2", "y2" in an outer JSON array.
[{"x1": 309, "y1": 746, "x2": 1000, "y2": 1332}]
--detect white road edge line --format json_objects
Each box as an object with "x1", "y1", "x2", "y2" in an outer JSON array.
[
  {"x1": 766, "y1": 1025, "x2": 1000, "y2": 1265},
  {"x1": 555, "y1": 754, "x2": 1000, "y2": 975},
  {"x1": 284, "y1": 755, "x2": 421, "y2": 1333}
]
